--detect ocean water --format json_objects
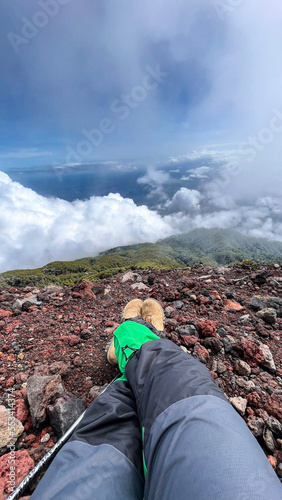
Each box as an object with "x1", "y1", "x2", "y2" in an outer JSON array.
[{"x1": 4, "y1": 159, "x2": 208, "y2": 208}]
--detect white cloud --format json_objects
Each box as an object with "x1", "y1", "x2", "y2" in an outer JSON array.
[
  {"x1": 181, "y1": 166, "x2": 212, "y2": 182},
  {"x1": 1, "y1": 171, "x2": 282, "y2": 274},
  {"x1": 0, "y1": 172, "x2": 174, "y2": 273},
  {"x1": 166, "y1": 188, "x2": 202, "y2": 213},
  {"x1": 137, "y1": 167, "x2": 170, "y2": 199}
]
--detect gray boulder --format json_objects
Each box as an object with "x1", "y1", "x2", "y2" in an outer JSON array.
[
  {"x1": 176, "y1": 325, "x2": 198, "y2": 337},
  {"x1": 257, "y1": 308, "x2": 277, "y2": 325},
  {"x1": 27, "y1": 375, "x2": 64, "y2": 428},
  {"x1": 48, "y1": 395, "x2": 86, "y2": 438}
]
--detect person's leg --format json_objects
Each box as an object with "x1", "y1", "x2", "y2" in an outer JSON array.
[
  {"x1": 30, "y1": 379, "x2": 144, "y2": 500},
  {"x1": 30, "y1": 299, "x2": 146, "y2": 500},
  {"x1": 126, "y1": 339, "x2": 282, "y2": 500},
  {"x1": 112, "y1": 302, "x2": 282, "y2": 500}
]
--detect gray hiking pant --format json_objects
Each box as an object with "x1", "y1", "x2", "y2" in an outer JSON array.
[{"x1": 31, "y1": 337, "x2": 282, "y2": 499}]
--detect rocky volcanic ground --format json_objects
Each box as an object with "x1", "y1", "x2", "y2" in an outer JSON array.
[{"x1": 1, "y1": 262, "x2": 282, "y2": 498}]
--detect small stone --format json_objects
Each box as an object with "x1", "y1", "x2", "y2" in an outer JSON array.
[
  {"x1": 72, "y1": 281, "x2": 96, "y2": 301},
  {"x1": 263, "y1": 426, "x2": 277, "y2": 453},
  {"x1": 147, "y1": 273, "x2": 156, "y2": 286},
  {"x1": 193, "y1": 343, "x2": 209, "y2": 364},
  {"x1": 0, "y1": 450, "x2": 34, "y2": 496},
  {"x1": 48, "y1": 395, "x2": 86, "y2": 438},
  {"x1": 41, "y1": 432, "x2": 50, "y2": 443},
  {"x1": 176, "y1": 324, "x2": 198, "y2": 337},
  {"x1": 0, "y1": 406, "x2": 24, "y2": 448},
  {"x1": 236, "y1": 378, "x2": 255, "y2": 392},
  {"x1": 234, "y1": 360, "x2": 252, "y2": 377},
  {"x1": 265, "y1": 388, "x2": 282, "y2": 421},
  {"x1": 266, "y1": 416, "x2": 282, "y2": 439},
  {"x1": 224, "y1": 300, "x2": 244, "y2": 311},
  {"x1": 180, "y1": 336, "x2": 199, "y2": 348},
  {"x1": 0, "y1": 309, "x2": 13, "y2": 319},
  {"x1": 239, "y1": 314, "x2": 250, "y2": 325},
  {"x1": 250, "y1": 296, "x2": 267, "y2": 311},
  {"x1": 49, "y1": 361, "x2": 70, "y2": 376},
  {"x1": 247, "y1": 416, "x2": 264, "y2": 437},
  {"x1": 27, "y1": 375, "x2": 64, "y2": 428},
  {"x1": 89, "y1": 384, "x2": 107, "y2": 400},
  {"x1": 197, "y1": 320, "x2": 217, "y2": 338},
  {"x1": 241, "y1": 340, "x2": 264, "y2": 366},
  {"x1": 14, "y1": 399, "x2": 29, "y2": 424},
  {"x1": 259, "y1": 343, "x2": 276, "y2": 373},
  {"x1": 217, "y1": 362, "x2": 227, "y2": 374},
  {"x1": 252, "y1": 272, "x2": 268, "y2": 286},
  {"x1": 121, "y1": 271, "x2": 139, "y2": 283},
  {"x1": 247, "y1": 391, "x2": 261, "y2": 407},
  {"x1": 203, "y1": 337, "x2": 222, "y2": 354},
  {"x1": 257, "y1": 308, "x2": 277, "y2": 325},
  {"x1": 73, "y1": 356, "x2": 82, "y2": 367},
  {"x1": 164, "y1": 306, "x2": 175, "y2": 318},
  {"x1": 68, "y1": 335, "x2": 80, "y2": 347},
  {"x1": 131, "y1": 282, "x2": 149, "y2": 291},
  {"x1": 6, "y1": 376, "x2": 14, "y2": 388},
  {"x1": 267, "y1": 456, "x2": 277, "y2": 469},
  {"x1": 266, "y1": 296, "x2": 282, "y2": 312},
  {"x1": 14, "y1": 372, "x2": 28, "y2": 384},
  {"x1": 174, "y1": 300, "x2": 184, "y2": 309},
  {"x1": 221, "y1": 335, "x2": 236, "y2": 353},
  {"x1": 230, "y1": 396, "x2": 247, "y2": 416},
  {"x1": 210, "y1": 290, "x2": 221, "y2": 300},
  {"x1": 80, "y1": 328, "x2": 92, "y2": 340},
  {"x1": 217, "y1": 327, "x2": 227, "y2": 338}
]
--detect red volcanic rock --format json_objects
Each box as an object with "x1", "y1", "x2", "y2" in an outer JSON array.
[
  {"x1": 193, "y1": 343, "x2": 210, "y2": 364},
  {"x1": 268, "y1": 456, "x2": 277, "y2": 469},
  {"x1": 14, "y1": 372, "x2": 28, "y2": 384},
  {"x1": 265, "y1": 389, "x2": 282, "y2": 421},
  {"x1": 68, "y1": 335, "x2": 80, "y2": 347},
  {"x1": 0, "y1": 309, "x2": 13, "y2": 320},
  {"x1": 224, "y1": 300, "x2": 244, "y2": 311},
  {"x1": 241, "y1": 340, "x2": 264, "y2": 367},
  {"x1": 247, "y1": 392, "x2": 261, "y2": 407},
  {"x1": 0, "y1": 450, "x2": 34, "y2": 499},
  {"x1": 197, "y1": 295, "x2": 210, "y2": 305},
  {"x1": 15, "y1": 399, "x2": 29, "y2": 424},
  {"x1": 5, "y1": 377, "x2": 14, "y2": 389},
  {"x1": 197, "y1": 320, "x2": 217, "y2": 338},
  {"x1": 72, "y1": 281, "x2": 96, "y2": 301},
  {"x1": 210, "y1": 290, "x2": 221, "y2": 300},
  {"x1": 180, "y1": 336, "x2": 198, "y2": 348}
]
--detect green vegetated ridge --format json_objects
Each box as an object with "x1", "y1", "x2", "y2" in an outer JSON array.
[{"x1": 1, "y1": 228, "x2": 282, "y2": 288}]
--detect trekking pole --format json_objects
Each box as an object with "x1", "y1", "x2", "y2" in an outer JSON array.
[{"x1": 7, "y1": 375, "x2": 119, "y2": 500}]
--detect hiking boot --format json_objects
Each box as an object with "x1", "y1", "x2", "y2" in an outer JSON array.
[
  {"x1": 121, "y1": 298, "x2": 143, "y2": 322},
  {"x1": 106, "y1": 299, "x2": 143, "y2": 365},
  {"x1": 141, "y1": 298, "x2": 164, "y2": 332}
]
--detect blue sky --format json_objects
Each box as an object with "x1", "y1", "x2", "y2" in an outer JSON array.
[
  {"x1": 1, "y1": 1, "x2": 282, "y2": 272},
  {"x1": 1, "y1": 0, "x2": 274, "y2": 169}
]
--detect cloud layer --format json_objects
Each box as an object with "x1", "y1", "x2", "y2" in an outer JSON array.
[
  {"x1": 0, "y1": 171, "x2": 174, "y2": 272},
  {"x1": 1, "y1": 169, "x2": 282, "y2": 273}
]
